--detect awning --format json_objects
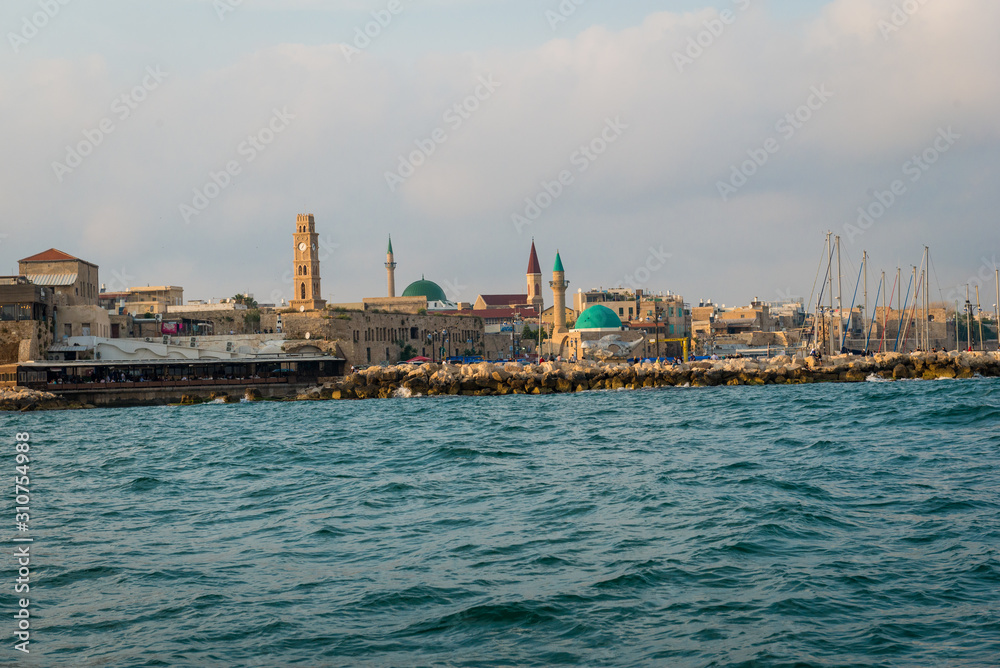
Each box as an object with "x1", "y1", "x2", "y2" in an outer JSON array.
[{"x1": 25, "y1": 273, "x2": 77, "y2": 286}]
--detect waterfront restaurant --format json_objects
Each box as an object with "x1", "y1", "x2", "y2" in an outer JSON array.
[{"x1": 0, "y1": 354, "x2": 345, "y2": 391}]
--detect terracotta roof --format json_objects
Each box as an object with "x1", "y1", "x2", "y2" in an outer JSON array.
[
  {"x1": 477, "y1": 294, "x2": 528, "y2": 308},
  {"x1": 19, "y1": 248, "x2": 80, "y2": 263},
  {"x1": 527, "y1": 241, "x2": 541, "y2": 275}
]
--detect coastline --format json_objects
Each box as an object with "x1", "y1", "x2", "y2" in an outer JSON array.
[
  {"x1": 3, "y1": 351, "x2": 998, "y2": 411},
  {"x1": 325, "y1": 350, "x2": 1000, "y2": 400}
]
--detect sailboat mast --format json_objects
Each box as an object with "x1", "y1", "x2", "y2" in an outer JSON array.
[
  {"x1": 880, "y1": 271, "x2": 886, "y2": 352},
  {"x1": 863, "y1": 251, "x2": 868, "y2": 351},
  {"x1": 826, "y1": 232, "x2": 834, "y2": 355},
  {"x1": 923, "y1": 246, "x2": 930, "y2": 349},
  {"x1": 955, "y1": 300, "x2": 960, "y2": 351},
  {"x1": 836, "y1": 236, "x2": 843, "y2": 352},
  {"x1": 911, "y1": 266, "x2": 918, "y2": 351},
  {"x1": 966, "y1": 284, "x2": 972, "y2": 351},
  {"x1": 896, "y1": 267, "x2": 903, "y2": 350},
  {"x1": 976, "y1": 285, "x2": 984, "y2": 351}
]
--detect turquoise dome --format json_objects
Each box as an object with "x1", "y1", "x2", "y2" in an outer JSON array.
[
  {"x1": 574, "y1": 304, "x2": 623, "y2": 330},
  {"x1": 402, "y1": 278, "x2": 448, "y2": 302}
]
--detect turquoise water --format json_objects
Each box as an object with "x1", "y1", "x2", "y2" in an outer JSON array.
[{"x1": 4, "y1": 379, "x2": 1000, "y2": 667}]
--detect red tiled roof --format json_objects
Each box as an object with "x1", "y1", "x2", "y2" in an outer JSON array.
[
  {"x1": 527, "y1": 241, "x2": 541, "y2": 274},
  {"x1": 19, "y1": 248, "x2": 79, "y2": 262},
  {"x1": 477, "y1": 294, "x2": 528, "y2": 307}
]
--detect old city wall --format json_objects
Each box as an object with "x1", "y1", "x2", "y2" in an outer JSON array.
[
  {"x1": 0, "y1": 321, "x2": 50, "y2": 364},
  {"x1": 281, "y1": 310, "x2": 486, "y2": 367}
]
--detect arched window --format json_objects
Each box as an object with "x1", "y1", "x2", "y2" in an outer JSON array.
[{"x1": 300, "y1": 283, "x2": 306, "y2": 300}]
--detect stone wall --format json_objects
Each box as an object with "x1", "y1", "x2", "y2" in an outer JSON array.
[
  {"x1": 280, "y1": 310, "x2": 486, "y2": 367},
  {"x1": 0, "y1": 321, "x2": 50, "y2": 364},
  {"x1": 322, "y1": 350, "x2": 1000, "y2": 399}
]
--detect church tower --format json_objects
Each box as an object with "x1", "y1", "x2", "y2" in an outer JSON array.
[
  {"x1": 527, "y1": 240, "x2": 543, "y2": 312},
  {"x1": 290, "y1": 213, "x2": 326, "y2": 311},
  {"x1": 551, "y1": 251, "x2": 569, "y2": 335},
  {"x1": 386, "y1": 236, "x2": 397, "y2": 298}
]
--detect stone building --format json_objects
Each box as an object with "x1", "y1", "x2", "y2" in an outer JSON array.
[
  {"x1": 290, "y1": 213, "x2": 326, "y2": 311},
  {"x1": 575, "y1": 287, "x2": 689, "y2": 339},
  {"x1": 0, "y1": 277, "x2": 54, "y2": 363},
  {"x1": 19, "y1": 248, "x2": 99, "y2": 306},
  {"x1": 279, "y1": 310, "x2": 485, "y2": 366}
]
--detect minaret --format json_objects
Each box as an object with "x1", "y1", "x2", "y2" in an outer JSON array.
[
  {"x1": 385, "y1": 235, "x2": 397, "y2": 298},
  {"x1": 551, "y1": 251, "x2": 569, "y2": 335},
  {"x1": 527, "y1": 239, "x2": 543, "y2": 312},
  {"x1": 290, "y1": 213, "x2": 326, "y2": 311}
]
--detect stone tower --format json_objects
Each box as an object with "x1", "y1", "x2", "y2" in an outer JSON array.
[
  {"x1": 290, "y1": 213, "x2": 326, "y2": 311},
  {"x1": 527, "y1": 239, "x2": 543, "y2": 313},
  {"x1": 385, "y1": 235, "x2": 397, "y2": 298},
  {"x1": 550, "y1": 251, "x2": 569, "y2": 335}
]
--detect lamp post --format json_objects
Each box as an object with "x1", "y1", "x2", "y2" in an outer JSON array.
[
  {"x1": 427, "y1": 333, "x2": 434, "y2": 362},
  {"x1": 653, "y1": 302, "x2": 661, "y2": 360}
]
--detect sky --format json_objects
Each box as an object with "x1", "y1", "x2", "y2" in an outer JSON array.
[{"x1": 1, "y1": 0, "x2": 998, "y2": 310}]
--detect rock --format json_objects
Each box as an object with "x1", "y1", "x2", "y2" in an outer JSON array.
[{"x1": 892, "y1": 364, "x2": 910, "y2": 380}]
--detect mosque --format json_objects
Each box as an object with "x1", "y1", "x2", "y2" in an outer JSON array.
[
  {"x1": 311, "y1": 217, "x2": 652, "y2": 360},
  {"x1": 375, "y1": 237, "x2": 645, "y2": 360}
]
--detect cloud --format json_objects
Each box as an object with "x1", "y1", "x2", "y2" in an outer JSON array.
[{"x1": 0, "y1": 0, "x2": 997, "y2": 306}]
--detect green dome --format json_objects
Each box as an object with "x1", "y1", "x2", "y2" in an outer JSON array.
[
  {"x1": 402, "y1": 277, "x2": 448, "y2": 302},
  {"x1": 574, "y1": 304, "x2": 622, "y2": 330}
]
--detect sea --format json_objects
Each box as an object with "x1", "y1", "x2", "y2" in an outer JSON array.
[{"x1": 3, "y1": 378, "x2": 999, "y2": 667}]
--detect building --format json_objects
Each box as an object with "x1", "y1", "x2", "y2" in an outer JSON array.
[
  {"x1": 551, "y1": 251, "x2": 569, "y2": 336},
  {"x1": 575, "y1": 287, "x2": 689, "y2": 339},
  {"x1": 19, "y1": 248, "x2": 99, "y2": 306},
  {"x1": 473, "y1": 294, "x2": 528, "y2": 310},
  {"x1": 385, "y1": 236, "x2": 397, "y2": 298},
  {"x1": 290, "y1": 213, "x2": 327, "y2": 311},
  {"x1": 0, "y1": 278, "x2": 54, "y2": 363},
  {"x1": 526, "y1": 240, "x2": 543, "y2": 313},
  {"x1": 401, "y1": 277, "x2": 457, "y2": 311},
  {"x1": 99, "y1": 286, "x2": 185, "y2": 315}
]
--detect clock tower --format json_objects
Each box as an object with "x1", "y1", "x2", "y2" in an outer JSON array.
[{"x1": 290, "y1": 213, "x2": 327, "y2": 311}]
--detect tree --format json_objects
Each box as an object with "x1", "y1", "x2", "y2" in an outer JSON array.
[
  {"x1": 522, "y1": 323, "x2": 548, "y2": 341},
  {"x1": 397, "y1": 341, "x2": 418, "y2": 362},
  {"x1": 244, "y1": 309, "x2": 261, "y2": 332},
  {"x1": 233, "y1": 293, "x2": 258, "y2": 308}
]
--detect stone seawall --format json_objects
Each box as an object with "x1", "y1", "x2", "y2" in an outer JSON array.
[{"x1": 317, "y1": 351, "x2": 1000, "y2": 400}]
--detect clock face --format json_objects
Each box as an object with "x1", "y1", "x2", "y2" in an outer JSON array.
[{"x1": 298, "y1": 242, "x2": 307, "y2": 252}]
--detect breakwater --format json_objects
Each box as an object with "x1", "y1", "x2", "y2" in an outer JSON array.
[
  {"x1": 5, "y1": 351, "x2": 998, "y2": 410},
  {"x1": 0, "y1": 386, "x2": 68, "y2": 411},
  {"x1": 318, "y1": 351, "x2": 1000, "y2": 400}
]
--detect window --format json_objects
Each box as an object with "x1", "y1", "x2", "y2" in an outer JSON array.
[{"x1": 300, "y1": 283, "x2": 306, "y2": 299}]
